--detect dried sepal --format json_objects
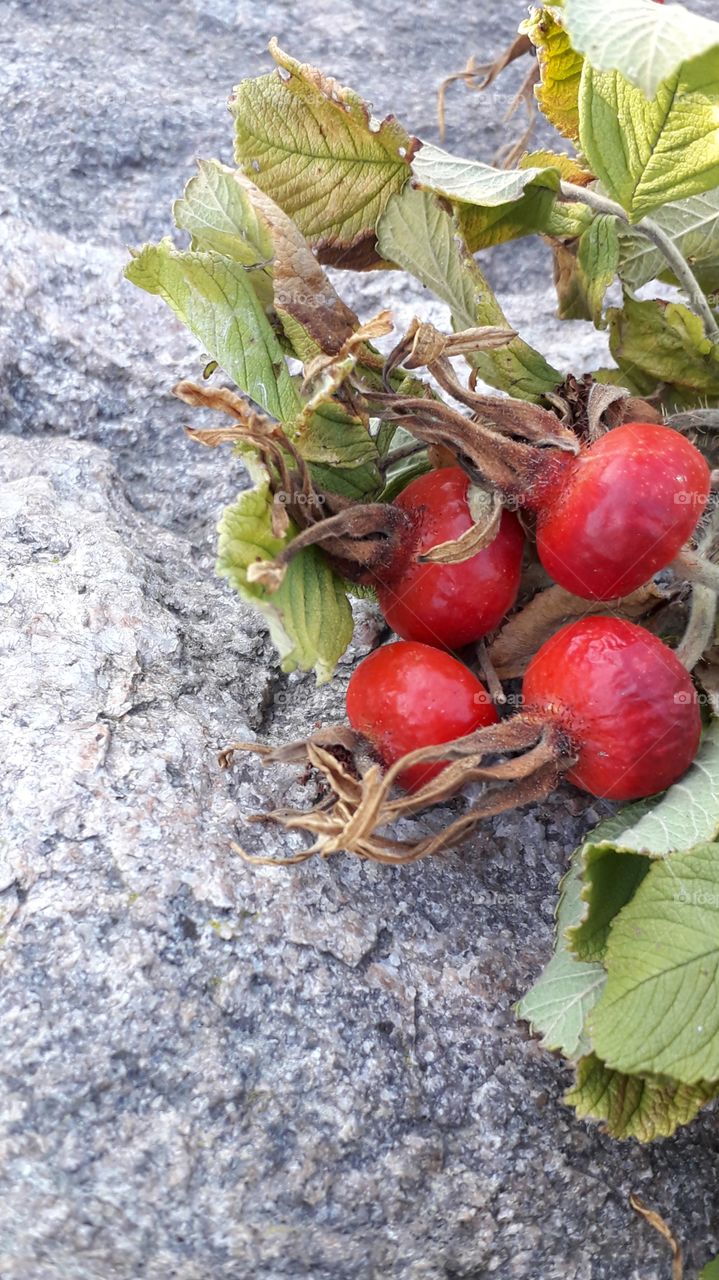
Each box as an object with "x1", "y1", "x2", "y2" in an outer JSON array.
[
  {"x1": 418, "y1": 489, "x2": 503, "y2": 565},
  {"x1": 302, "y1": 309, "x2": 394, "y2": 394},
  {"x1": 250, "y1": 502, "x2": 415, "y2": 590},
  {"x1": 489, "y1": 582, "x2": 667, "y2": 678},
  {"x1": 177, "y1": 378, "x2": 416, "y2": 585},
  {"x1": 219, "y1": 725, "x2": 360, "y2": 770},
  {"x1": 225, "y1": 716, "x2": 577, "y2": 865},
  {"x1": 373, "y1": 393, "x2": 542, "y2": 495},
  {"x1": 383, "y1": 319, "x2": 517, "y2": 379},
  {"x1": 382, "y1": 322, "x2": 578, "y2": 453},
  {"x1": 550, "y1": 373, "x2": 663, "y2": 443},
  {"x1": 628, "y1": 1197, "x2": 682, "y2": 1280}
]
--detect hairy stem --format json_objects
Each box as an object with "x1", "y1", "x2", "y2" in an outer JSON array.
[
  {"x1": 559, "y1": 181, "x2": 719, "y2": 342},
  {"x1": 676, "y1": 500, "x2": 719, "y2": 667},
  {"x1": 672, "y1": 550, "x2": 719, "y2": 593},
  {"x1": 676, "y1": 585, "x2": 717, "y2": 671}
]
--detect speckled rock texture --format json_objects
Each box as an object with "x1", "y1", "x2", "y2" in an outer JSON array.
[{"x1": 1, "y1": 1, "x2": 718, "y2": 1277}]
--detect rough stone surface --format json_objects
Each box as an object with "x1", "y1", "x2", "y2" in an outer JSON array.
[{"x1": 1, "y1": 1, "x2": 718, "y2": 1278}]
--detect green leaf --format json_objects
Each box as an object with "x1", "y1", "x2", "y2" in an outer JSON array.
[
  {"x1": 412, "y1": 142, "x2": 561, "y2": 207},
  {"x1": 376, "y1": 186, "x2": 561, "y2": 403},
  {"x1": 566, "y1": 844, "x2": 651, "y2": 964},
  {"x1": 618, "y1": 189, "x2": 719, "y2": 295},
  {"x1": 577, "y1": 214, "x2": 620, "y2": 327},
  {"x1": 579, "y1": 54, "x2": 719, "y2": 221},
  {"x1": 515, "y1": 809, "x2": 643, "y2": 1058},
  {"x1": 565, "y1": 1053, "x2": 717, "y2": 1141},
  {"x1": 515, "y1": 858, "x2": 605, "y2": 1059},
  {"x1": 590, "y1": 842, "x2": 719, "y2": 1084},
  {"x1": 217, "y1": 480, "x2": 353, "y2": 682},
  {"x1": 125, "y1": 239, "x2": 300, "y2": 422},
  {"x1": 567, "y1": 726, "x2": 719, "y2": 966},
  {"x1": 608, "y1": 292, "x2": 719, "y2": 406},
  {"x1": 522, "y1": 7, "x2": 584, "y2": 141},
  {"x1": 231, "y1": 39, "x2": 413, "y2": 269},
  {"x1": 590, "y1": 365, "x2": 655, "y2": 397},
  {"x1": 589, "y1": 720, "x2": 719, "y2": 858},
  {"x1": 700, "y1": 1257, "x2": 719, "y2": 1280},
  {"x1": 413, "y1": 142, "x2": 562, "y2": 252},
  {"x1": 564, "y1": 0, "x2": 719, "y2": 99},
  {"x1": 518, "y1": 753, "x2": 719, "y2": 1065},
  {"x1": 301, "y1": 402, "x2": 382, "y2": 500},
  {"x1": 551, "y1": 218, "x2": 619, "y2": 327},
  {"x1": 379, "y1": 454, "x2": 431, "y2": 503},
  {"x1": 173, "y1": 159, "x2": 273, "y2": 274}
]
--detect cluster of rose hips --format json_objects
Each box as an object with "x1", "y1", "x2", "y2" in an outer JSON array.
[{"x1": 346, "y1": 421, "x2": 708, "y2": 807}]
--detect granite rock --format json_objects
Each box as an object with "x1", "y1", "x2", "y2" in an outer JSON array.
[{"x1": 1, "y1": 0, "x2": 719, "y2": 1277}]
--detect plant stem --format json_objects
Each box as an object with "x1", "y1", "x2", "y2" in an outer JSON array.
[
  {"x1": 559, "y1": 181, "x2": 719, "y2": 343},
  {"x1": 676, "y1": 585, "x2": 717, "y2": 671},
  {"x1": 675, "y1": 499, "x2": 719, "y2": 667},
  {"x1": 671, "y1": 550, "x2": 719, "y2": 593},
  {"x1": 635, "y1": 221, "x2": 719, "y2": 342},
  {"x1": 476, "y1": 640, "x2": 507, "y2": 705}
]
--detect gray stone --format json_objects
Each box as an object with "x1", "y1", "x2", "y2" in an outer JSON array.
[{"x1": 1, "y1": 0, "x2": 719, "y2": 1277}]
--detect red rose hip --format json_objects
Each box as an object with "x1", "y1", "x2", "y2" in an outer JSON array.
[
  {"x1": 374, "y1": 467, "x2": 525, "y2": 650},
  {"x1": 346, "y1": 640, "x2": 498, "y2": 792},
  {"x1": 522, "y1": 616, "x2": 701, "y2": 800},
  {"x1": 535, "y1": 423, "x2": 710, "y2": 600}
]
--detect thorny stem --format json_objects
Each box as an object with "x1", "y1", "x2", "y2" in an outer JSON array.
[{"x1": 559, "y1": 181, "x2": 719, "y2": 343}]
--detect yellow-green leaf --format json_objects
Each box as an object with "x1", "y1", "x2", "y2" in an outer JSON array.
[
  {"x1": 376, "y1": 186, "x2": 560, "y2": 402},
  {"x1": 564, "y1": 0, "x2": 719, "y2": 99},
  {"x1": 173, "y1": 159, "x2": 273, "y2": 275},
  {"x1": 300, "y1": 402, "x2": 382, "y2": 500},
  {"x1": 522, "y1": 7, "x2": 584, "y2": 141},
  {"x1": 174, "y1": 162, "x2": 360, "y2": 361},
  {"x1": 566, "y1": 1053, "x2": 717, "y2": 1141},
  {"x1": 579, "y1": 53, "x2": 719, "y2": 222},
  {"x1": 125, "y1": 239, "x2": 300, "y2": 422},
  {"x1": 217, "y1": 480, "x2": 353, "y2": 682},
  {"x1": 412, "y1": 142, "x2": 561, "y2": 207},
  {"x1": 231, "y1": 39, "x2": 414, "y2": 269},
  {"x1": 457, "y1": 187, "x2": 561, "y2": 252},
  {"x1": 520, "y1": 150, "x2": 593, "y2": 185},
  {"x1": 412, "y1": 141, "x2": 563, "y2": 252},
  {"x1": 608, "y1": 292, "x2": 719, "y2": 405}
]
